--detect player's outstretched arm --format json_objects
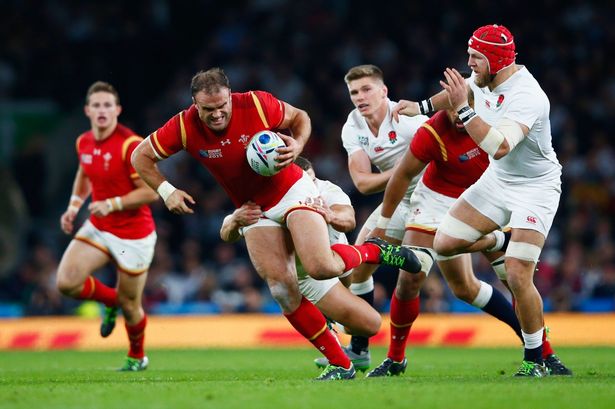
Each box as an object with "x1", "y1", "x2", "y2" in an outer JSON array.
[
  {"x1": 131, "y1": 138, "x2": 195, "y2": 214},
  {"x1": 220, "y1": 202, "x2": 262, "y2": 242},
  {"x1": 348, "y1": 150, "x2": 394, "y2": 195},
  {"x1": 392, "y1": 90, "x2": 452, "y2": 122}
]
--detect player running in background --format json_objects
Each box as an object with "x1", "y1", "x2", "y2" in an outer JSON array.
[
  {"x1": 57, "y1": 81, "x2": 158, "y2": 371},
  {"x1": 394, "y1": 24, "x2": 564, "y2": 377},
  {"x1": 368, "y1": 89, "x2": 571, "y2": 377},
  {"x1": 131, "y1": 68, "x2": 421, "y2": 380},
  {"x1": 220, "y1": 156, "x2": 381, "y2": 340},
  {"x1": 314, "y1": 65, "x2": 429, "y2": 371}
]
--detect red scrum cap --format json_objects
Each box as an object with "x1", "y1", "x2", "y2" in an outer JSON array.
[{"x1": 468, "y1": 24, "x2": 516, "y2": 75}]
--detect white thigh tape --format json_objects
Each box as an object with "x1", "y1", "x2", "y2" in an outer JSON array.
[
  {"x1": 506, "y1": 241, "x2": 542, "y2": 263},
  {"x1": 439, "y1": 213, "x2": 483, "y2": 242}
]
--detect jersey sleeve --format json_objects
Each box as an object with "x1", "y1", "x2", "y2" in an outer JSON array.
[
  {"x1": 409, "y1": 125, "x2": 438, "y2": 163},
  {"x1": 148, "y1": 113, "x2": 184, "y2": 160},
  {"x1": 318, "y1": 180, "x2": 352, "y2": 206},
  {"x1": 341, "y1": 122, "x2": 364, "y2": 157},
  {"x1": 252, "y1": 91, "x2": 285, "y2": 129},
  {"x1": 121, "y1": 135, "x2": 144, "y2": 179},
  {"x1": 503, "y1": 89, "x2": 546, "y2": 130}
]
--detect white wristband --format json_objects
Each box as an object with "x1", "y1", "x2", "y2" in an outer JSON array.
[
  {"x1": 376, "y1": 215, "x2": 391, "y2": 229},
  {"x1": 157, "y1": 181, "x2": 177, "y2": 202}
]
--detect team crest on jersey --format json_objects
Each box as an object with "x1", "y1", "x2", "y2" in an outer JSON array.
[
  {"x1": 103, "y1": 152, "x2": 112, "y2": 171},
  {"x1": 81, "y1": 153, "x2": 92, "y2": 164},
  {"x1": 199, "y1": 149, "x2": 223, "y2": 159},
  {"x1": 358, "y1": 135, "x2": 369, "y2": 146},
  {"x1": 238, "y1": 134, "x2": 251, "y2": 147},
  {"x1": 388, "y1": 131, "x2": 397, "y2": 144},
  {"x1": 496, "y1": 94, "x2": 505, "y2": 108}
]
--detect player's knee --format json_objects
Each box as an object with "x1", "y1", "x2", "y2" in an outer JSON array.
[
  {"x1": 303, "y1": 262, "x2": 339, "y2": 281},
  {"x1": 56, "y1": 274, "x2": 81, "y2": 296},
  {"x1": 505, "y1": 258, "x2": 535, "y2": 290},
  {"x1": 435, "y1": 214, "x2": 483, "y2": 255},
  {"x1": 395, "y1": 271, "x2": 425, "y2": 299},
  {"x1": 363, "y1": 310, "x2": 381, "y2": 336},
  {"x1": 432, "y1": 234, "x2": 457, "y2": 256},
  {"x1": 450, "y1": 283, "x2": 476, "y2": 303},
  {"x1": 267, "y1": 279, "x2": 301, "y2": 311}
]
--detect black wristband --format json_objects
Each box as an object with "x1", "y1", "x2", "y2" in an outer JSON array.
[{"x1": 419, "y1": 98, "x2": 434, "y2": 115}]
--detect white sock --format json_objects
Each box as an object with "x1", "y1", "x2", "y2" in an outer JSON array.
[
  {"x1": 522, "y1": 328, "x2": 544, "y2": 349},
  {"x1": 349, "y1": 277, "x2": 374, "y2": 295}
]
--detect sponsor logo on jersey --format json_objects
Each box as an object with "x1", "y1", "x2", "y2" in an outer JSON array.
[
  {"x1": 199, "y1": 149, "x2": 223, "y2": 159},
  {"x1": 221, "y1": 139, "x2": 231, "y2": 146},
  {"x1": 374, "y1": 146, "x2": 384, "y2": 153},
  {"x1": 93, "y1": 148, "x2": 101, "y2": 156},
  {"x1": 458, "y1": 147, "x2": 482, "y2": 162},
  {"x1": 388, "y1": 131, "x2": 398, "y2": 144},
  {"x1": 526, "y1": 216, "x2": 537, "y2": 224}
]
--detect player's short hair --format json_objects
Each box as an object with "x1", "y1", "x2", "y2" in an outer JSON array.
[
  {"x1": 294, "y1": 156, "x2": 313, "y2": 172},
  {"x1": 86, "y1": 81, "x2": 120, "y2": 105},
  {"x1": 191, "y1": 68, "x2": 230, "y2": 96},
  {"x1": 344, "y1": 64, "x2": 384, "y2": 84}
]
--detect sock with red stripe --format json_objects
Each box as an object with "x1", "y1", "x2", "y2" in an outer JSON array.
[
  {"x1": 78, "y1": 276, "x2": 117, "y2": 307},
  {"x1": 126, "y1": 315, "x2": 147, "y2": 359},
  {"x1": 388, "y1": 293, "x2": 420, "y2": 362},
  {"x1": 331, "y1": 243, "x2": 381, "y2": 271},
  {"x1": 285, "y1": 296, "x2": 351, "y2": 368}
]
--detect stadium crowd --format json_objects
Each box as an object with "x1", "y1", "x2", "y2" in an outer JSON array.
[{"x1": 1, "y1": 0, "x2": 614, "y2": 316}]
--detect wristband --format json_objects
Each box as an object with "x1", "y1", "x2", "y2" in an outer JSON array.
[
  {"x1": 376, "y1": 215, "x2": 391, "y2": 229},
  {"x1": 457, "y1": 104, "x2": 477, "y2": 124},
  {"x1": 68, "y1": 195, "x2": 84, "y2": 212},
  {"x1": 157, "y1": 181, "x2": 177, "y2": 202},
  {"x1": 419, "y1": 98, "x2": 434, "y2": 115},
  {"x1": 105, "y1": 196, "x2": 124, "y2": 212},
  {"x1": 68, "y1": 205, "x2": 81, "y2": 214}
]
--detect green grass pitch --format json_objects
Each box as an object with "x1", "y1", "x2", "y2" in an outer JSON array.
[{"x1": 1, "y1": 347, "x2": 613, "y2": 409}]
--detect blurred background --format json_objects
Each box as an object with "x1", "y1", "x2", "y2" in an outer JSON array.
[{"x1": 1, "y1": 0, "x2": 613, "y2": 318}]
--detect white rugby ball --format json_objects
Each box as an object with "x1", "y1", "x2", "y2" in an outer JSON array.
[{"x1": 246, "y1": 130, "x2": 285, "y2": 176}]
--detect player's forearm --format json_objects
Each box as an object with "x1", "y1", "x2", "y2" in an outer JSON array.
[
  {"x1": 220, "y1": 215, "x2": 241, "y2": 243},
  {"x1": 288, "y1": 109, "x2": 311, "y2": 152},
  {"x1": 131, "y1": 142, "x2": 167, "y2": 192},
  {"x1": 115, "y1": 186, "x2": 159, "y2": 210},
  {"x1": 429, "y1": 90, "x2": 453, "y2": 111},
  {"x1": 328, "y1": 206, "x2": 356, "y2": 233},
  {"x1": 381, "y1": 171, "x2": 410, "y2": 218},
  {"x1": 352, "y1": 168, "x2": 393, "y2": 195}
]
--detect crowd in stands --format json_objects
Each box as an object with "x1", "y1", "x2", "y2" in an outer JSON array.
[{"x1": 1, "y1": 0, "x2": 614, "y2": 316}]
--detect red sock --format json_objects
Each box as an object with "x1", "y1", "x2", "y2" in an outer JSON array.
[
  {"x1": 388, "y1": 293, "x2": 420, "y2": 362},
  {"x1": 126, "y1": 315, "x2": 147, "y2": 359},
  {"x1": 542, "y1": 325, "x2": 554, "y2": 358},
  {"x1": 331, "y1": 242, "x2": 381, "y2": 271},
  {"x1": 285, "y1": 296, "x2": 351, "y2": 368},
  {"x1": 78, "y1": 276, "x2": 117, "y2": 307}
]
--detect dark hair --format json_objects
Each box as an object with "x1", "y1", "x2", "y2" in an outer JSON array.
[
  {"x1": 294, "y1": 156, "x2": 313, "y2": 172},
  {"x1": 191, "y1": 67, "x2": 230, "y2": 96},
  {"x1": 86, "y1": 81, "x2": 120, "y2": 105},
  {"x1": 344, "y1": 64, "x2": 384, "y2": 84}
]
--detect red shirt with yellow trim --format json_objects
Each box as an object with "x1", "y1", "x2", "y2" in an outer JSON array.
[
  {"x1": 77, "y1": 123, "x2": 155, "y2": 239},
  {"x1": 150, "y1": 91, "x2": 303, "y2": 209},
  {"x1": 410, "y1": 110, "x2": 488, "y2": 198}
]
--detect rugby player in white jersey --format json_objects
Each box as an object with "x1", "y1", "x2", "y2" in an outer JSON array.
[
  {"x1": 393, "y1": 24, "x2": 563, "y2": 377},
  {"x1": 220, "y1": 156, "x2": 381, "y2": 340},
  {"x1": 315, "y1": 65, "x2": 428, "y2": 371}
]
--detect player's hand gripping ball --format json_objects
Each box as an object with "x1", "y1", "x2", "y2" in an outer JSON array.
[{"x1": 246, "y1": 130, "x2": 286, "y2": 176}]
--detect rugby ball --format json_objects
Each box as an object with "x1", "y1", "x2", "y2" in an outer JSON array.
[{"x1": 246, "y1": 130, "x2": 285, "y2": 176}]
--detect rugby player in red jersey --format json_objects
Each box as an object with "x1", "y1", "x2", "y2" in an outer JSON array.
[
  {"x1": 131, "y1": 67, "x2": 422, "y2": 380},
  {"x1": 58, "y1": 81, "x2": 158, "y2": 371}
]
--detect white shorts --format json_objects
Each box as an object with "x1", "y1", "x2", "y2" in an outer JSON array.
[
  {"x1": 406, "y1": 179, "x2": 457, "y2": 234},
  {"x1": 75, "y1": 220, "x2": 157, "y2": 275},
  {"x1": 363, "y1": 200, "x2": 412, "y2": 241},
  {"x1": 460, "y1": 167, "x2": 561, "y2": 237},
  {"x1": 298, "y1": 275, "x2": 338, "y2": 304},
  {"x1": 241, "y1": 172, "x2": 320, "y2": 234}
]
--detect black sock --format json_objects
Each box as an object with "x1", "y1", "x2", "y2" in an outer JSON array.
[
  {"x1": 350, "y1": 290, "x2": 373, "y2": 353},
  {"x1": 524, "y1": 346, "x2": 543, "y2": 364},
  {"x1": 481, "y1": 288, "x2": 523, "y2": 342}
]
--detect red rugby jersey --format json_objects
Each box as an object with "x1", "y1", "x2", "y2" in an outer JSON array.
[
  {"x1": 150, "y1": 91, "x2": 303, "y2": 209},
  {"x1": 410, "y1": 111, "x2": 489, "y2": 198},
  {"x1": 77, "y1": 123, "x2": 155, "y2": 239}
]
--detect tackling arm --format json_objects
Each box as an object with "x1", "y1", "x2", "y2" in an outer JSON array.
[
  {"x1": 381, "y1": 150, "x2": 426, "y2": 219},
  {"x1": 274, "y1": 102, "x2": 311, "y2": 168}
]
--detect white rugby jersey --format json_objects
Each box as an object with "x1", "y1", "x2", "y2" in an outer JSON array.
[
  {"x1": 296, "y1": 178, "x2": 349, "y2": 280},
  {"x1": 469, "y1": 67, "x2": 561, "y2": 184},
  {"x1": 341, "y1": 99, "x2": 428, "y2": 200}
]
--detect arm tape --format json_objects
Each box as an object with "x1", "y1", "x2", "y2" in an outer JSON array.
[
  {"x1": 496, "y1": 118, "x2": 525, "y2": 151},
  {"x1": 157, "y1": 181, "x2": 177, "y2": 202},
  {"x1": 478, "y1": 127, "x2": 505, "y2": 157}
]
